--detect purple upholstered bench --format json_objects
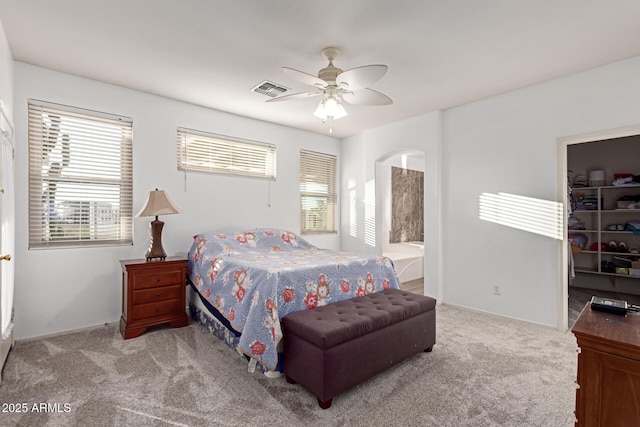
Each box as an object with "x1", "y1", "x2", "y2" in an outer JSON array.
[{"x1": 282, "y1": 289, "x2": 436, "y2": 409}]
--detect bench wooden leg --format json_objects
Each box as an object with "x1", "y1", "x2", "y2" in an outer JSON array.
[
  {"x1": 318, "y1": 397, "x2": 332, "y2": 409},
  {"x1": 424, "y1": 346, "x2": 433, "y2": 352},
  {"x1": 285, "y1": 375, "x2": 296, "y2": 384}
]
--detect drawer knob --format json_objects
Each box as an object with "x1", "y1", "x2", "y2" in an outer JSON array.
[
  {"x1": 156, "y1": 277, "x2": 160, "y2": 282},
  {"x1": 156, "y1": 307, "x2": 160, "y2": 312},
  {"x1": 156, "y1": 293, "x2": 161, "y2": 297}
]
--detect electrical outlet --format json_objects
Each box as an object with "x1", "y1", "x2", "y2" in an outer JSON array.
[{"x1": 493, "y1": 285, "x2": 501, "y2": 295}]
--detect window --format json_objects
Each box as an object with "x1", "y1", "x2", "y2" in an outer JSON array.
[
  {"x1": 28, "y1": 100, "x2": 133, "y2": 248},
  {"x1": 300, "y1": 150, "x2": 337, "y2": 234},
  {"x1": 177, "y1": 128, "x2": 276, "y2": 179}
]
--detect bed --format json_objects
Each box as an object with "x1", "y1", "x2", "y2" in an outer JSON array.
[{"x1": 187, "y1": 228, "x2": 401, "y2": 372}]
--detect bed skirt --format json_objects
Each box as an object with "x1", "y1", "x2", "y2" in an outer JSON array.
[{"x1": 187, "y1": 285, "x2": 283, "y2": 375}]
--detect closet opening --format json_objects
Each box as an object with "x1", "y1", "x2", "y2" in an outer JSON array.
[{"x1": 559, "y1": 127, "x2": 640, "y2": 330}]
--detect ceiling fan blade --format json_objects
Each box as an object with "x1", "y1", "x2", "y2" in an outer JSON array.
[
  {"x1": 282, "y1": 67, "x2": 327, "y2": 88},
  {"x1": 336, "y1": 65, "x2": 388, "y2": 90},
  {"x1": 342, "y1": 88, "x2": 393, "y2": 106},
  {"x1": 265, "y1": 91, "x2": 322, "y2": 103}
]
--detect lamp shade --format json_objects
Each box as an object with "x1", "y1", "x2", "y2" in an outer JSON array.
[{"x1": 135, "y1": 189, "x2": 182, "y2": 218}]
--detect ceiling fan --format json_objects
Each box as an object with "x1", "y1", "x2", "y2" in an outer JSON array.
[{"x1": 267, "y1": 47, "x2": 392, "y2": 133}]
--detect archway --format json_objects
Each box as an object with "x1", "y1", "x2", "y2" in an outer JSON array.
[{"x1": 375, "y1": 149, "x2": 425, "y2": 284}]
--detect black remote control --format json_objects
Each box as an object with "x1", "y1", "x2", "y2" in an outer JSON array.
[{"x1": 590, "y1": 296, "x2": 628, "y2": 315}]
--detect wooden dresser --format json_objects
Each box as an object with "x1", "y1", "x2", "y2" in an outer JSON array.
[
  {"x1": 119, "y1": 257, "x2": 188, "y2": 339},
  {"x1": 571, "y1": 304, "x2": 640, "y2": 426}
]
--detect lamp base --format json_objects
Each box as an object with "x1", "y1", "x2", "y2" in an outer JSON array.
[{"x1": 145, "y1": 218, "x2": 167, "y2": 261}]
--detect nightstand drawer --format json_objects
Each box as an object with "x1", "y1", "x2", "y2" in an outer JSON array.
[
  {"x1": 132, "y1": 299, "x2": 183, "y2": 321},
  {"x1": 133, "y1": 285, "x2": 183, "y2": 305},
  {"x1": 133, "y1": 269, "x2": 184, "y2": 290}
]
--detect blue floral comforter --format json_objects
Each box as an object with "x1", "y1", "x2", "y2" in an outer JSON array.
[{"x1": 187, "y1": 228, "x2": 400, "y2": 371}]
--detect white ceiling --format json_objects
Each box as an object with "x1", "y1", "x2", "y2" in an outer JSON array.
[{"x1": 1, "y1": 0, "x2": 640, "y2": 139}]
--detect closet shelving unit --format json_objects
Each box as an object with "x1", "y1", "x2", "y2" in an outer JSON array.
[{"x1": 571, "y1": 183, "x2": 640, "y2": 279}]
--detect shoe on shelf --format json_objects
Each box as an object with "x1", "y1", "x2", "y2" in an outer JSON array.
[
  {"x1": 618, "y1": 241, "x2": 628, "y2": 252},
  {"x1": 606, "y1": 224, "x2": 618, "y2": 231},
  {"x1": 617, "y1": 224, "x2": 625, "y2": 231},
  {"x1": 602, "y1": 261, "x2": 616, "y2": 273},
  {"x1": 629, "y1": 247, "x2": 639, "y2": 254},
  {"x1": 608, "y1": 241, "x2": 618, "y2": 252}
]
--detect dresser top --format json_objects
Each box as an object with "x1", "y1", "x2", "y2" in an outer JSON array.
[{"x1": 572, "y1": 303, "x2": 640, "y2": 350}]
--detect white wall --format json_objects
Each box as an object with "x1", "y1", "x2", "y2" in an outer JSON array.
[
  {"x1": 13, "y1": 63, "x2": 340, "y2": 339},
  {"x1": 340, "y1": 112, "x2": 442, "y2": 300},
  {"x1": 442, "y1": 56, "x2": 640, "y2": 327}
]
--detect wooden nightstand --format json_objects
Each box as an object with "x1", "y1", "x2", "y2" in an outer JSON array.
[{"x1": 119, "y1": 257, "x2": 189, "y2": 339}]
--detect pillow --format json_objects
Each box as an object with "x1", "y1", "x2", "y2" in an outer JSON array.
[{"x1": 193, "y1": 228, "x2": 316, "y2": 256}]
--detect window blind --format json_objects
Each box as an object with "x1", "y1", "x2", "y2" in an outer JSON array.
[
  {"x1": 300, "y1": 149, "x2": 337, "y2": 234},
  {"x1": 28, "y1": 100, "x2": 133, "y2": 248},
  {"x1": 177, "y1": 128, "x2": 276, "y2": 179}
]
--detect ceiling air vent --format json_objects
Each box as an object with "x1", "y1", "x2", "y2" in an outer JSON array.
[{"x1": 251, "y1": 80, "x2": 289, "y2": 98}]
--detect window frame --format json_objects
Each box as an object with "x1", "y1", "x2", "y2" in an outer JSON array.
[
  {"x1": 299, "y1": 149, "x2": 337, "y2": 235},
  {"x1": 27, "y1": 99, "x2": 133, "y2": 249},
  {"x1": 176, "y1": 127, "x2": 276, "y2": 180}
]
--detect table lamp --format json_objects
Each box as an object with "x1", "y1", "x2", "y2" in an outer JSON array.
[{"x1": 136, "y1": 189, "x2": 182, "y2": 260}]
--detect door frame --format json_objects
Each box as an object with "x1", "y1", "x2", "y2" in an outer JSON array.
[
  {"x1": 557, "y1": 124, "x2": 640, "y2": 331},
  {"x1": 0, "y1": 103, "x2": 14, "y2": 380}
]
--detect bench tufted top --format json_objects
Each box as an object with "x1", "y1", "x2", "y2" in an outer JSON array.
[{"x1": 282, "y1": 289, "x2": 436, "y2": 350}]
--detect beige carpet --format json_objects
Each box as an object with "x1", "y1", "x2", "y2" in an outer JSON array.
[{"x1": 0, "y1": 305, "x2": 577, "y2": 426}]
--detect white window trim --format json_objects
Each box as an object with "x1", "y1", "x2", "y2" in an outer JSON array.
[
  {"x1": 28, "y1": 99, "x2": 133, "y2": 249},
  {"x1": 177, "y1": 127, "x2": 276, "y2": 180},
  {"x1": 300, "y1": 149, "x2": 337, "y2": 235}
]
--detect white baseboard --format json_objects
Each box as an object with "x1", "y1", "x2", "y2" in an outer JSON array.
[
  {"x1": 440, "y1": 302, "x2": 560, "y2": 331},
  {"x1": 17, "y1": 321, "x2": 118, "y2": 343}
]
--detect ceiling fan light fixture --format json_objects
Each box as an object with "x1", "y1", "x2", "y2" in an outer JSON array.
[
  {"x1": 313, "y1": 102, "x2": 327, "y2": 120},
  {"x1": 314, "y1": 93, "x2": 347, "y2": 120}
]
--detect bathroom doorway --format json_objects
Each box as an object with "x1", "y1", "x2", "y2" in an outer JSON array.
[{"x1": 375, "y1": 150, "x2": 425, "y2": 285}]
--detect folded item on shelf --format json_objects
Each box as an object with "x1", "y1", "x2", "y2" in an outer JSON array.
[
  {"x1": 568, "y1": 216, "x2": 586, "y2": 230},
  {"x1": 626, "y1": 221, "x2": 640, "y2": 235},
  {"x1": 613, "y1": 176, "x2": 635, "y2": 186},
  {"x1": 573, "y1": 175, "x2": 588, "y2": 187}
]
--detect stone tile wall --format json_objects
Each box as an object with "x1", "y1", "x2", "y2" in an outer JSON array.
[{"x1": 390, "y1": 166, "x2": 424, "y2": 243}]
